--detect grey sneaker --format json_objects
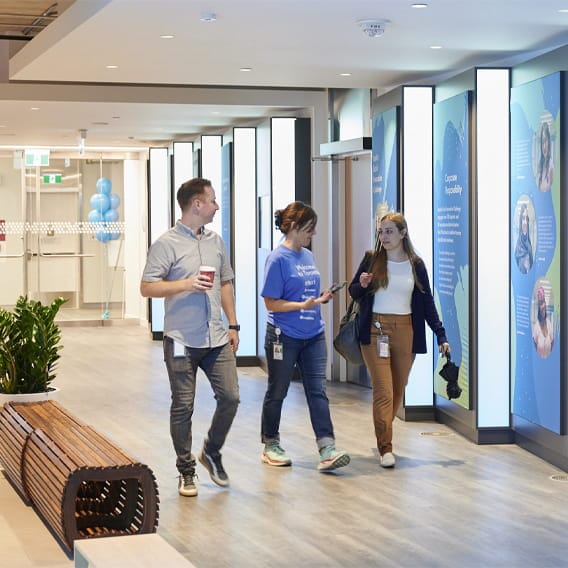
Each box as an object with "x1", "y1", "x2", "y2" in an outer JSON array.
[
  {"x1": 178, "y1": 471, "x2": 198, "y2": 497},
  {"x1": 199, "y1": 448, "x2": 230, "y2": 487},
  {"x1": 261, "y1": 442, "x2": 292, "y2": 466},
  {"x1": 317, "y1": 445, "x2": 350, "y2": 472}
]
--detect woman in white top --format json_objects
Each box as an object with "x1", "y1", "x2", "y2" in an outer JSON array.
[{"x1": 349, "y1": 213, "x2": 450, "y2": 468}]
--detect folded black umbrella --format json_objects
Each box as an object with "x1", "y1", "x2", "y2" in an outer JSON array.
[{"x1": 439, "y1": 352, "x2": 462, "y2": 400}]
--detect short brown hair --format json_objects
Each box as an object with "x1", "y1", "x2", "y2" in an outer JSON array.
[{"x1": 177, "y1": 178, "x2": 212, "y2": 211}]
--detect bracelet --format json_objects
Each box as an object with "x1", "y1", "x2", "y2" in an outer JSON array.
[{"x1": 228, "y1": 324, "x2": 240, "y2": 331}]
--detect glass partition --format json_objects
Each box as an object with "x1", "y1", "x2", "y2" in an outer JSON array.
[{"x1": 1, "y1": 152, "x2": 128, "y2": 323}]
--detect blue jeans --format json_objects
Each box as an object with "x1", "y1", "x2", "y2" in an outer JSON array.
[
  {"x1": 261, "y1": 324, "x2": 335, "y2": 449},
  {"x1": 164, "y1": 337, "x2": 240, "y2": 475}
]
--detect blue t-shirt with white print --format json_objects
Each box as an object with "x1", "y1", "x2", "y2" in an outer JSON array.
[{"x1": 261, "y1": 245, "x2": 325, "y2": 339}]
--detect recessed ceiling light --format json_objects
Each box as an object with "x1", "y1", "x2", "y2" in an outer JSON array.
[
  {"x1": 160, "y1": 34, "x2": 174, "y2": 39},
  {"x1": 211, "y1": 111, "x2": 220, "y2": 115},
  {"x1": 240, "y1": 67, "x2": 252, "y2": 72},
  {"x1": 92, "y1": 121, "x2": 109, "y2": 126},
  {"x1": 340, "y1": 73, "x2": 352, "y2": 77},
  {"x1": 200, "y1": 13, "x2": 217, "y2": 22},
  {"x1": 558, "y1": 8, "x2": 568, "y2": 12},
  {"x1": 430, "y1": 45, "x2": 443, "y2": 49},
  {"x1": 412, "y1": 3, "x2": 429, "y2": 8},
  {"x1": 106, "y1": 65, "x2": 119, "y2": 69},
  {"x1": 30, "y1": 107, "x2": 39, "y2": 111},
  {"x1": 112, "y1": 116, "x2": 120, "y2": 119}
]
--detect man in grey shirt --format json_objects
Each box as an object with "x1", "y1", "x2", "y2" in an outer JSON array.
[{"x1": 141, "y1": 177, "x2": 240, "y2": 497}]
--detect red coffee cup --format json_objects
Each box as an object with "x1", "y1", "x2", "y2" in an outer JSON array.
[{"x1": 199, "y1": 265, "x2": 216, "y2": 283}]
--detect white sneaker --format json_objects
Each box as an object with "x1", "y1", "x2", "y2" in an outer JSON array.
[
  {"x1": 178, "y1": 472, "x2": 198, "y2": 496},
  {"x1": 380, "y1": 452, "x2": 396, "y2": 468}
]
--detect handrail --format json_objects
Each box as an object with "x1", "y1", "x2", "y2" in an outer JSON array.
[{"x1": 39, "y1": 252, "x2": 95, "y2": 258}]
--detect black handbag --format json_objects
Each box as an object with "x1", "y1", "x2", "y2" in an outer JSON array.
[{"x1": 333, "y1": 299, "x2": 364, "y2": 365}]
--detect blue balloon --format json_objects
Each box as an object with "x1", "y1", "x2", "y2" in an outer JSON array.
[
  {"x1": 96, "y1": 177, "x2": 112, "y2": 195},
  {"x1": 104, "y1": 209, "x2": 119, "y2": 222},
  {"x1": 109, "y1": 232, "x2": 121, "y2": 240},
  {"x1": 96, "y1": 230, "x2": 111, "y2": 243},
  {"x1": 109, "y1": 193, "x2": 121, "y2": 209},
  {"x1": 87, "y1": 209, "x2": 103, "y2": 223},
  {"x1": 90, "y1": 193, "x2": 110, "y2": 213}
]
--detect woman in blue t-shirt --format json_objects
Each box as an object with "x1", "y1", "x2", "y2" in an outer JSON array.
[{"x1": 260, "y1": 201, "x2": 350, "y2": 472}]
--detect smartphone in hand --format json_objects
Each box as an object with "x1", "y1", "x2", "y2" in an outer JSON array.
[{"x1": 329, "y1": 281, "x2": 346, "y2": 294}]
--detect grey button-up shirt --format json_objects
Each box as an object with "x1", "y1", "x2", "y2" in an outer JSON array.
[{"x1": 141, "y1": 221, "x2": 234, "y2": 348}]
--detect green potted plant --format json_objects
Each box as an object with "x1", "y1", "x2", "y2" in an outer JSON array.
[{"x1": 0, "y1": 296, "x2": 67, "y2": 402}]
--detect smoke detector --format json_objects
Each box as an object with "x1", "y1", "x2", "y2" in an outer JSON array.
[{"x1": 357, "y1": 19, "x2": 390, "y2": 38}]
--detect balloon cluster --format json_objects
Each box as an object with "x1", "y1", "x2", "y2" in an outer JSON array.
[{"x1": 87, "y1": 177, "x2": 121, "y2": 243}]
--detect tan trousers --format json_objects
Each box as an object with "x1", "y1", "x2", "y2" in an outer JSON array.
[{"x1": 360, "y1": 313, "x2": 415, "y2": 455}]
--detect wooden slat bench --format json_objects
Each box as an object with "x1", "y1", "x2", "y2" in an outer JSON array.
[{"x1": 0, "y1": 400, "x2": 159, "y2": 554}]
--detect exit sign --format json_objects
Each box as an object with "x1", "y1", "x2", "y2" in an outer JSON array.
[
  {"x1": 25, "y1": 149, "x2": 50, "y2": 167},
  {"x1": 43, "y1": 174, "x2": 62, "y2": 184}
]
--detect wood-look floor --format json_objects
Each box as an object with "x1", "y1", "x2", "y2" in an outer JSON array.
[{"x1": 2, "y1": 326, "x2": 568, "y2": 568}]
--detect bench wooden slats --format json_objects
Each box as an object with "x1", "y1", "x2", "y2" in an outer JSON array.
[{"x1": 0, "y1": 400, "x2": 159, "y2": 553}]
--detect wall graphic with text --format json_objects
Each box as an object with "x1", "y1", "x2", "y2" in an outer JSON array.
[
  {"x1": 510, "y1": 71, "x2": 561, "y2": 434},
  {"x1": 372, "y1": 107, "x2": 399, "y2": 240},
  {"x1": 433, "y1": 91, "x2": 471, "y2": 409}
]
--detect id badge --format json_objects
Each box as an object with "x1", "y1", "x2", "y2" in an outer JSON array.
[
  {"x1": 273, "y1": 327, "x2": 284, "y2": 360},
  {"x1": 273, "y1": 342, "x2": 283, "y2": 360},
  {"x1": 377, "y1": 335, "x2": 390, "y2": 358},
  {"x1": 173, "y1": 340, "x2": 185, "y2": 358}
]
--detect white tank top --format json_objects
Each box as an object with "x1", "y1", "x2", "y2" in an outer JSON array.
[{"x1": 373, "y1": 259, "x2": 413, "y2": 315}]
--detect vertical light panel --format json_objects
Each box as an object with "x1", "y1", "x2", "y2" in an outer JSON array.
[
  {"x1": 149, "y1": 147, "x2": 170, "y2": 333},
  {"x1": 476, "y1": 68, "x2": 510, "y2": 427},
  {"x1": 271, "y1": 118, "x2": 296, "y2": 248},
  {"x1": 201, "y1": 135, "x2": 223, "y2": 235},
  {"x1": 123, "y1": 158, "x2": 147, "y2": 321},
  {"x1": 234, "y1": 127, "x2": 257, "y2": 356},
  {"x1": 402, "y1": 86, "x2": 435, "y2": 406},
  {"x1": 173, "y1": 142, "x2": 194, "y2": 221}
]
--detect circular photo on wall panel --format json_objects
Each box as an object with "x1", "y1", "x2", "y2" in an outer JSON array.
[
  {"x1": 512, "y1": 195, "x2": 536, "y2": 275},
  {"x1": 531, "y1": 278, "x2": 555, "y2": 359},
  {"x1": 532, "y1": 111, "x2": 555, "y2": 193}
]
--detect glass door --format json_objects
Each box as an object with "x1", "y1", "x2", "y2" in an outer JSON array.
[
  {"x1": 24, "y1": 155, "x2": 126, "y2": 323},
  {"x1": 0, "y1": 155, "x2": 26, "y2": 308}
]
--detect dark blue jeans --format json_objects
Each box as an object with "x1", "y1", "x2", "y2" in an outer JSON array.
[
  {"x1": 164, "y1": 337, "x2": 240, "y2": 475},
  {"x1": 261, "y1": 324, "x2": 335, "y2": 449}
]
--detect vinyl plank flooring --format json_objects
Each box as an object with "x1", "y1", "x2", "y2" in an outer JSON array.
[{"x1": 1, "y1": 325, "x2": 567, "y2": 567}]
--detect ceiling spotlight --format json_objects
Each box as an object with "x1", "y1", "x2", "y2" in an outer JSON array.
[
  {"x1": 430, "y1": 45, "x2": 443, "y2": 49},
  {"x1": 200, "y1": 13, "x2": 217, "y2": 22},
  {"x1": 411, "y1": 3, "x2": 429, "y2": 8},
  {"x1": 357, "y1": 19, "x2": 390, "y2": 38},
  {"x1": 340, "y1": 72, "x2": 352, "y2": 77},
  {"x1": 240, "y1": 67, "x2": 252, "y2": 72},
  {"x1": 160, "y1": 34, "x2": 174, "y2": 39}
]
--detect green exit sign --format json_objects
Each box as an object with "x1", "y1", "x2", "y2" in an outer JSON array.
[{"x1": 43, "y1": 174, "x2": 62, "y2": 184}]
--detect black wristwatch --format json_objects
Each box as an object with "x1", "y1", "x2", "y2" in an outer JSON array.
[{"x1": 228, "y1": 324, "x2": 240, "y2": 331}]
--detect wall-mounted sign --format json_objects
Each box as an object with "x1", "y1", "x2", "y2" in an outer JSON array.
[
  {"x1": 24, "y1": 149, "x2": 50, "y2": 167},
  {"x1": 42, "y1": 174, "x2": 62, "y2": 184}
]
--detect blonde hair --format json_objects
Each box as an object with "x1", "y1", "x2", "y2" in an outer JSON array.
[{"x1": 368, "y1": 212, "x2": 423, "y2": 292}]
